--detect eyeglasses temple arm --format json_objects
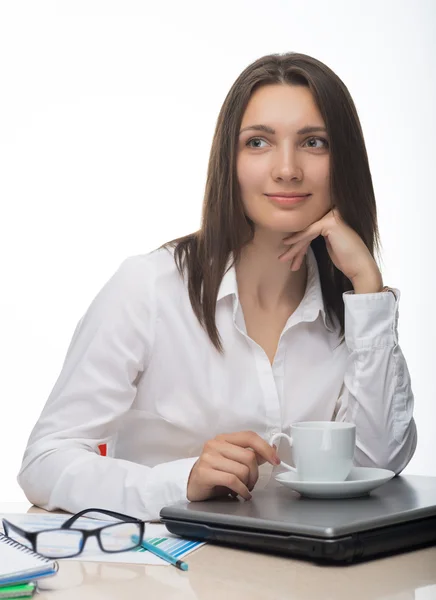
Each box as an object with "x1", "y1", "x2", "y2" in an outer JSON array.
[{"x1": 61, "y1": 508, "x2": 143, "y2": 529}]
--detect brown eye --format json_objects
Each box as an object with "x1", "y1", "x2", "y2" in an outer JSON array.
[
  {"x1": 246, "y1": 137, "x2": 268, "y2": 148},
  {"x1": 304, "y1": 137, "x2": 329, "y2": 149}
]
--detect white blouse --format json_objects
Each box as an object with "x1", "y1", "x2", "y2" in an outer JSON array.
[{"x1": 18, "y1": 245, "x2": 417, "y2": 520}]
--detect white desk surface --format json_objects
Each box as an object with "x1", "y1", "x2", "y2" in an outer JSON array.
[{"x1": 1, "y1": 502, "x2": 435, "y2": 600}]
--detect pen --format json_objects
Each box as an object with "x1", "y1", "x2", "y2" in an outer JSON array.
[
  {"x1": 140, "y1": 539, "x2": 189, "y2": 571},
  {"x1": 0, "y1": 582, "x2": 36, "y2": 598}
]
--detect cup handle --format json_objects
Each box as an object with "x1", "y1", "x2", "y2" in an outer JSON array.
[{"x1": 269, "y1": 433, "x2": 296, "y2": 473}]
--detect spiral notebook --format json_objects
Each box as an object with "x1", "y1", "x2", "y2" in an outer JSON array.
[{"x1": 0, "y1": 533, "x2": 58, "y2": 586}]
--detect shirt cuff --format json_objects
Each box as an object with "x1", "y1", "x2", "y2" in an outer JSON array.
[
  {"x1": 140, "y1": 456, "x2": 199, "y2": 521},
  {"x1": 343, "y1": 288, "x2": 400, "y2": 351}
]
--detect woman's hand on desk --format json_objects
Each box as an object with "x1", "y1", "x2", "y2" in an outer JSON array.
[{"x1": 186, "y1": 431, "x2": 281, "y2": 502}]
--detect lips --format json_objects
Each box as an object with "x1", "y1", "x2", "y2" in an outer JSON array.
[
  {"x1": 265, "y1": 193, "x2": 311, "y2": 198},
  {"x1": 266, "y1": 193, "x2": 311, "y2": 207}
]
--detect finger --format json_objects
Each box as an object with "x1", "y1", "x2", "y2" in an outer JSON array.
[
  {"x1": 278, "y1": 239, "x2": 309, "y2": 264},
  {"x1": 216, "y1": 443, "x2": 259, "y2": 490},
  {"x1": 206, "y1": 469, "x2": 252, "y2": 500},
  {"x1": 202, "y1": 452, "x2": 252, "y2": 489},
  {"x1": 215, "y1": 431, "x2": 280, "y2": 466},
  {"x1": 283, "y1": 217, "x2": 327, "y2": 245},
  {"x1": 290, "y1": 243, "x2": 311, "y2": 271},
  {"x1": 278, "y1": 239, "x2": 306, "y2": 262},
  {"x1": 214, "y1": 486, "x2": 239, "y2": 498},
  {"x1": 282, "y1": 232, "x2": 305, "y2": 245},
  {"x1": 282, "y1": 225, "x2": 315, "y2": 245}
]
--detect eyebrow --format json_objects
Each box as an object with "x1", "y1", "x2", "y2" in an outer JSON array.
[{"x1": 239, "y1": 124, "x2": 327, "y2": 135}]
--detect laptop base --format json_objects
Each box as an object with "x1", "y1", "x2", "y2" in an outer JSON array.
[{"x1": 162, "y1": 514, "x2": 436, "y2": 564}]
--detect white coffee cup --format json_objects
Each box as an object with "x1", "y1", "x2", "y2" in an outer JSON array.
[{"x1": 270, "y1": 421, "x2": 356, "y2": 482}]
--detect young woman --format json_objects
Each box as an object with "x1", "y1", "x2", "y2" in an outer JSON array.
[{"x1": 18, "y1": 52, "x2": 417, "y2": 520}]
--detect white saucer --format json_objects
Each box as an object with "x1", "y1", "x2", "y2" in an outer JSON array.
[{"x1": 275, "y1": 467, "x2": 395, "y2": 499}]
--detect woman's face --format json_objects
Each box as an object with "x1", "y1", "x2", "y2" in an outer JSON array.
[{"x1": 237, "y1": 83, "x2": 331, "y2": 235}]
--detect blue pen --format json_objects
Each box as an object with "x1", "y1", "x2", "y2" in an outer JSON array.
[
  {"x1": 132, "y1": 535, "x2": 189, "y2": 571},
  {"x1": 140, "y1": 539, "x2": 189, "y2": 571}
]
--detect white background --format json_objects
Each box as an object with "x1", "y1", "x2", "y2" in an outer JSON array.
[{"x1": 0, "y1": 0, "x2": 435, "y2": 501}]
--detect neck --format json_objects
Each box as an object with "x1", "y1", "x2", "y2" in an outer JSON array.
[{"x1": 235, "y1": 229, "x2": 308, "y2": 311}]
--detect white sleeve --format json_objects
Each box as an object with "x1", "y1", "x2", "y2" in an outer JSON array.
[
  {"x1": 17, "y1": 255, "x2": 198, "y2": 521},
  {"x1": 333, "y1": 288, "x2": 417, "y2": 474}
]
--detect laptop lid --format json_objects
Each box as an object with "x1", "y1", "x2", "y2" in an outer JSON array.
[{"x1": 160, "y1": 475, "x2": 436, "y2": 539}]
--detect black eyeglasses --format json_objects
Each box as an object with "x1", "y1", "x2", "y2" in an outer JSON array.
[{"x1": 2, "y1": 508, "x2": 146, "y2": 559}]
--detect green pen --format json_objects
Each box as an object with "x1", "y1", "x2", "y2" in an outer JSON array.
[{"x1": 0, "y1": 582, "x2": 36, "y2": 598}]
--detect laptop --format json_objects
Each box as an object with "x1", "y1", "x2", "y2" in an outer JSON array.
[{"x1": 160, "y1": 474, "x2": 436, "y2": 563}]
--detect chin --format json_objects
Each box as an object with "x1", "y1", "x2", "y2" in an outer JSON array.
[{"x1": 265, "y1": 216, "x2": 312, "y2": 233}]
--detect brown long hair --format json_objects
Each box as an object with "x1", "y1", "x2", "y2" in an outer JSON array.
[{"x1": 160, "y1": 52, "x2": 380, "y2": 353}]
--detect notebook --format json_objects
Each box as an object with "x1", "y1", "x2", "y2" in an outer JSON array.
[{"x1": 0, "y1": 533, "x2": 58, "y2": 586}]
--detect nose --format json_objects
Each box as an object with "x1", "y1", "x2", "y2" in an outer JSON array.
[{"x1": 271, "y1": 144, "x2": 303, "y2": 182}]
